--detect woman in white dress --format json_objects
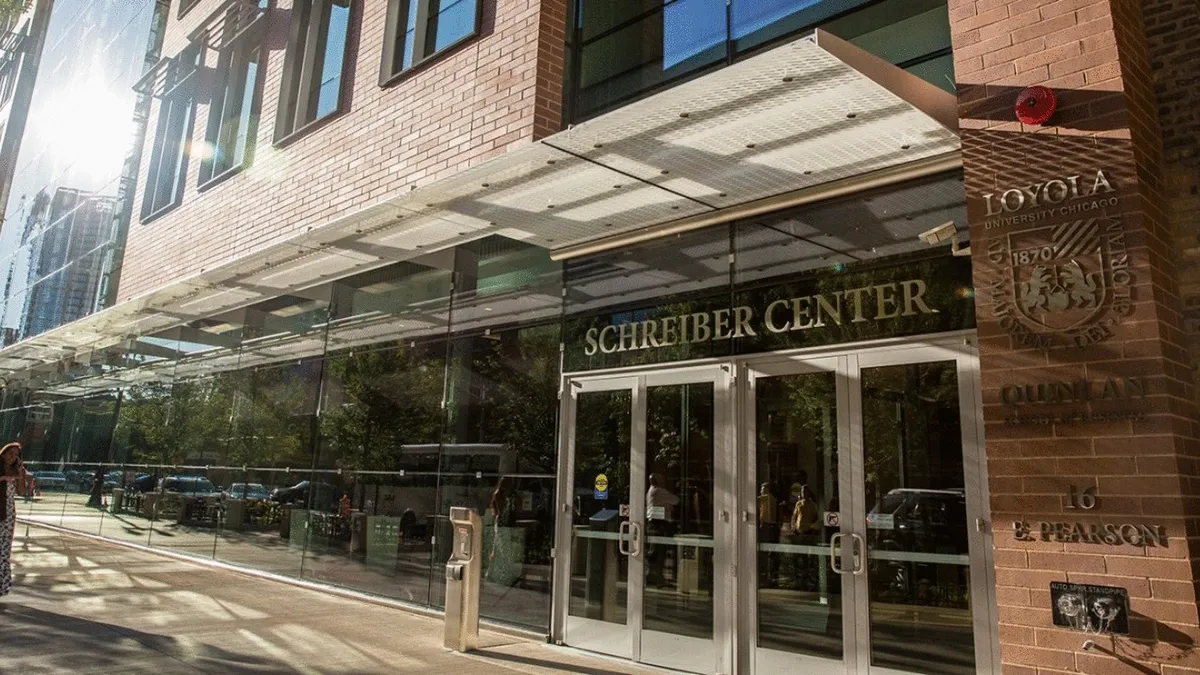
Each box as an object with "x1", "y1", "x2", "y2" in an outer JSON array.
[{"x1": 0, "y1": 442, "x2": 28, "y2": 597}]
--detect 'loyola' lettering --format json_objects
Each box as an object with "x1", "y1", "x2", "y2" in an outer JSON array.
[{"x1": 983, "y1": 169, "x2": 1115, "y2": 217}]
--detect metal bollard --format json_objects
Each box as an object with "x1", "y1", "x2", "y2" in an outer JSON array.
[{"x1": 444, "y1": 506, "x2": 482, "y2": 652}]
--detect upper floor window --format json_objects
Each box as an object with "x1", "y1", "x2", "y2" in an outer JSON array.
[
  {"x1": 199, "y1": 19, "x2": 265, "y2": 185},
  {"x1": 276, "y1": 0, "x2": 352, "y2": 141},
  {"x1": 178, "y1": 0, "x2": 202, "y2": 19},
  {"x1": 569, "y1": 0, "x2": 952, "y2": 121},
  {"x1": 142, "y1": 44, "x2": 201, "y2": 221},
  {"x1": 380, "y1": 0, "x2": 481, "y2": 84}
]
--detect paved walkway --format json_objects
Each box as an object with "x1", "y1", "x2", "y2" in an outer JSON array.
[{"x1": 0, "y1": 524, "x2": 665, "y2": 675}]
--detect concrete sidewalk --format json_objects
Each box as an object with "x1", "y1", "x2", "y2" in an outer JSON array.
[{"x1": 0, "y1": 525, "x2": 665, "y2": 675}]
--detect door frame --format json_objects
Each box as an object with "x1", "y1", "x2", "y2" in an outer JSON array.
[
  {"x1": 550, "y1": 331, "x2": 999, "y2": 675},
  {"x1": 848, "y1": 341, "x2": 997, "y2": 675},
  {"x1": 737, "y1": 354, "x2": 854, "y2": 675},
  {"x1": 551, "y1": 373, "x2": 640, "y2": 660},
  {"x1": 550, "y1": 364, "x2": 736, "y2": 674}
]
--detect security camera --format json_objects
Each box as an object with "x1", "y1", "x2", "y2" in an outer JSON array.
[
  {"x1": 918, "y1": 221, "x2": 971, "y2": 257},
  {"x1": 919, "y1": 221, "x2": 958, "y2": 246}
]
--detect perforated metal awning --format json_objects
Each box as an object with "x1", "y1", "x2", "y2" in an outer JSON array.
[{"x1": 0, "y1": 28, "x2": 961, "y2": 392}]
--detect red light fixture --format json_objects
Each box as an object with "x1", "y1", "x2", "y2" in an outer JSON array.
[{"x1": 1015, "y1": 86, "x2": 1057, "y2": 126}]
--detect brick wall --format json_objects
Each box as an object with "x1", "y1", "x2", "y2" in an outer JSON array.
[
  {"x1": 1143, "y1": 0, "x2": 1200, "y2": 412},
  {"x1": 118, "y1": 0, "x2": 567, "y2": 301},
  {"x1": 951, "y1": 0, "x2": 1200, "y2": 672}
]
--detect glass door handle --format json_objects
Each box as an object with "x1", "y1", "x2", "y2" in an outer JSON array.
[
  {"x1": 630, "y1": 521, "x2": 643, "y2": 558},
  {"x1": 618, "y1": 521, "x2": 631, "y2": 556},
  {"x1": 849, "y1": 533, "x2": 865, "y2": 575},
  {"x1": 829, "y1": 533, "x2": 845, "y2": 574}
]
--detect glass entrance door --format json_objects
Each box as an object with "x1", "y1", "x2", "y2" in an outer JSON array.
[
  {"x1": 553, "y1": 340, "x2": 996, "y2": 675},
  {"x1": 555, "y1": 367, "x2": 734, "y2": 675},
  {"x1": 742, "y1": 356, "x2": 853, "y2": 675},
  {"x1": 850, "y1": 346, "x2": 993, "y2": 675},
  {"x1": 741, "y1": 343, "x2": 995, "y2": 675}
]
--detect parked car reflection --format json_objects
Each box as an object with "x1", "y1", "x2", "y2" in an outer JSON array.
[
  {"x1": 160, "y1": 476, "x2": 220, "y2": 497},
  {"x1": 78, "y1": 470, "x2": 122, "y2": 494},
  {"x1": 31, "y1": 471, "x2": 67, "y2": 490},
  {"x1": 270, "y1": 480, "x2": 339, "y2": 510},
  {"x1": 156, "y1": 475, "x2": 222, "y2": 523},
  {"x1": 867, "y1": 488, "x2": 968, "y2": 553},
  {"x1": 225, "y1": 482, "x2": 270, "y2": 501},
  {"x1": 866, "y1": 488, "x2": 969, "y2": 608}
]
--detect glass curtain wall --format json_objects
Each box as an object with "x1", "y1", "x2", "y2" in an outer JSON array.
[
  {"x1": 0, "y1": 174, "x2": 971, "y2": 632},
  {"x1": 303, "y1": 260, "x2": 454, "y2": 604},
  {"x1": 103, "y1": 335, "x2": 186, "y2": 549},
  {"x1": 438, "y1": 236, "x2": 563, "y2": 627},
  {"x1": 0, "y1": 0, "x2": 163, "y2": 342},
  {"x1": 0, "y1": 236, "x2": 563, "y2": 631},
  {"x1": 569, "y1": 0, "x2": 955, "y2": 120}
]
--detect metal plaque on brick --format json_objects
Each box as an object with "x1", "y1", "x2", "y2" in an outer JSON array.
[{"x1": 1050, "y1": 582, "x2": 1129, "y2": 635}]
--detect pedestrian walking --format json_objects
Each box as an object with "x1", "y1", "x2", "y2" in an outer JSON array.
[
  {"x1": 1, "y1": 442, "x2": 30, "y2": 597},
  {"x1": 87, "y1": 464, "x2": 106, "y2": 509}
]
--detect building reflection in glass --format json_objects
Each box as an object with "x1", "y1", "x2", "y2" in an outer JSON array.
[{"x1": 0, "y1": 0, "x2": 161, "y2": 342}]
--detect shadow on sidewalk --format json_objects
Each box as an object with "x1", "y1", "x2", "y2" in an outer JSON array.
[
  {"x1": 470, "y1": 649, "x2": 646, "y2": 675},
  {"x1": 0, "y1": 603, "x2": 295, "y2": 674}
]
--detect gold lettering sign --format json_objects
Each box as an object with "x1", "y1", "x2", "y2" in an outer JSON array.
[
  {"x1": 1000, "y1": 377, "x2": 1146, "y2": 404},
  {"x1": 582, "y1": 279, "x2": 938, "y2": 356},
  {"x1": 1013, "y1": 520, "x2": 1167, "y2": 547},
  {"x1": 981, "y1": 168, "x2": 1116, "y2": 226},
  {"x1": 1012, "y1": 488, "x2": 1167, "y2": 547}
]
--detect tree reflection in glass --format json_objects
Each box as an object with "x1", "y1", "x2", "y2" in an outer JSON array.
[
  {"x1": 754, "y1": 370, "x2": 842, "y2": 660},
  {"x1": 862, "y1": 361, "x2": 973, "y2": 675}
]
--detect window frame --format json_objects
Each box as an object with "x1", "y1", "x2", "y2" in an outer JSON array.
[
  {"x1": 275, "y1": 0, "x2": 354, "y2": 145},
  {"x1": 178, "y1": 0, "x2": 202, "y2": 20},
  {"x1": 141, "y1": 45, "x2": 202, "y2": 223},
  {"x1": 379, "y1": 0, "x2": 483, "y2": 87},
  {"x1": 567, "y1": 0, "x2": 951, "y2": 122},
  {"x1": 198, "y1": 22, "x2": 266, "y2": 189}
]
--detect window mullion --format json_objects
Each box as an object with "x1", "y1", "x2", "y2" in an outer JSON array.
[
  {"x1": 165, "y1": 103, "x2": 179, "y2": 206},
  {"x1": 146, "y1": 103, "x2": 170, "y2": 211},
  {"x1": 162, "y1": 100, "x2": 184, "y2": 207},
  {"x1": 204, "y1": 73, "x2": 222, "y2": 176},
  {"x1": 277, "y1": 0, "x2": 309, "y2": 138},
  {"x1": 225, "y1": 47, "x2": 249, "y2": 164},
  {"x1": 177, "y1": 104, "x2": 194, "y2": 199},
  {"x1": 213, "y1": 52, "x2": 235, "y2": 172},
  {"x1": 311, "y1": 0, "x2": 334, "y2": 113},
  {"x1": 412, "y1": 0, "x2": 432, "y2": 65},
  {"x1": 381, "y1": 0, "x2": 406, "y2": 80},
  {"x1": 296, "y1": 0, "x2": 324, "y2": 127}
]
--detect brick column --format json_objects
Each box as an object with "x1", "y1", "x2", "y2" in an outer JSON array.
[{"x1": 951, "y1": 0, "x2": 1200, "y2": 673}]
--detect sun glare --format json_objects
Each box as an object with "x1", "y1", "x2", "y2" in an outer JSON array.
[{"x1": 40, "y1": 65, "x2": 135, "y2": 183}]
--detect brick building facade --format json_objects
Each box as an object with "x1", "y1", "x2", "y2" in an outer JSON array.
[
  {"x1": 0, "y1": 1, "x2": 1198, "y2": 674},
  {"x1": 953, "y1": 0, "x2": 1200, "y2": 673},
  {"x1": 120, "y1": 0, "x2": 566, "y2": 300}
]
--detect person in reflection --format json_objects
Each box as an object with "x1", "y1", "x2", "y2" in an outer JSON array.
[
  {"x1": 488, "y1": 476, "x2": 517, "y2": 583},
  {"x1": 645, "y1": 472, "x2": 679, "y2": 586},
  {"x1": 1, "y1": 442, "x2": 30, "y2": 597},
  {"x1": 490, "y1": 476, "x2": 516, "y2": 527},
  {"x1": 87, "y1": 464, "x2": 106, "y2": 509},
  {"x1": 757, "y1": 482, "x2": 780, "y2": 586},
  {"x1": 791, "y1": 484, "x2": 820, "y2": 540},
  {"x1": 790, "y1": 473, "x2": 821, "y2": 589}
]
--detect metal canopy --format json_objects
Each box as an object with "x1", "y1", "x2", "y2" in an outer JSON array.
[{"x1": 0, "y1": 29, "x2": 960, "y2": 394}]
